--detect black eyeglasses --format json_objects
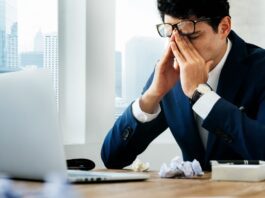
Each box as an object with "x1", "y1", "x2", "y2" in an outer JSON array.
[{"x1": 156, "y1": 18, "x2": 211, "y2": 37}]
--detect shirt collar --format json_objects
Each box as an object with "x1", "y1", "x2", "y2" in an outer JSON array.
[{"x1": 207, "y1": 39, "x2": 232, "y2": 91}]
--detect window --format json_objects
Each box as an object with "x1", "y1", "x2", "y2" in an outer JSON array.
[
  {"x1": 115, "y1": 0, "x2": 165, "y2": 117},
  {"x1": 0, "y1": 0, "x2": 58, "y2": 99}
]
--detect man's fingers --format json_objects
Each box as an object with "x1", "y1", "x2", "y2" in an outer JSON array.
[
  {"x1": 161, "y1": 38, "x2": 175, "y2": 63},
  {"x1": 183, "y1": 36, "x2": 201, "y2": 57},
  {"x1": 170, "y1": 41, "x2": 185, "y2": 66},
  {"x1": 165, "y1": 34, "x2": 177, "y2": 58},
  {"x1": 173, "y1": 31, "x2": 194, "y2": 60}
]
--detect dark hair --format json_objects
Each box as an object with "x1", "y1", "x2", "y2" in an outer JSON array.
[{"x1": 157, "y1": 0, "x2": 230, "y2": 31}]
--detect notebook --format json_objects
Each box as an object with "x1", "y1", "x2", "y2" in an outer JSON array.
[{"x1": 0, "y1": 69, "x2": 149, "y2": 183}]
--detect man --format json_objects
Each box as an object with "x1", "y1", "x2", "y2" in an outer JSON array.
[{"x1": 101, "y1": 0, "x2": 265, "y2": 170}]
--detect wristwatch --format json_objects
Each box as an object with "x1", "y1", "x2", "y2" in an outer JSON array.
[{"x1": 190, "y1": 83, "x2": 212, "y2": 105}]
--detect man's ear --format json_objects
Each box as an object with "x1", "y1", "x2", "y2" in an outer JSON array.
[{"x1": 218, "y1": 16, "x2": 231, "y2": 38}]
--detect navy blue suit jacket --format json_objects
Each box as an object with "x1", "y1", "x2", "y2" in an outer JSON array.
[{"x1": 101, "y1": 31, "x2": 265, "y2": 170}]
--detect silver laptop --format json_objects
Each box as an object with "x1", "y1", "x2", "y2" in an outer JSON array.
[{"x1": 0, "y1": 69, "x2": 149, "y2": 183}]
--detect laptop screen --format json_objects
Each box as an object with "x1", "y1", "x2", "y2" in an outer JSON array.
[{"x1": 0, "y1": 69, "x2": 68, "y2": 180}]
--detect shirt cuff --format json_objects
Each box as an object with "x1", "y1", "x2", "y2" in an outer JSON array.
[
  {"x1": 132, "y1": 97, "x2": 161, "y2": 123},
  {"x1": 192, "y1": 91, "x2": 220, "y2": 119}
]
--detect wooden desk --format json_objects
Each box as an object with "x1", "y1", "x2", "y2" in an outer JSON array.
[{"x1": 12, "y1": 170, "x2": 265, "y2": 197}]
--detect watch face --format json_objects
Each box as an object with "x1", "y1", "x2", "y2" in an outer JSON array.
[{"x1": 197, "y1": 84, "x2": 212, "y2": 94}]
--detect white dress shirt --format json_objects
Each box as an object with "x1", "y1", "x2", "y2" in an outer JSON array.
[{"x1": 132, "y1": 39, "x2": 232, "y2": 149}]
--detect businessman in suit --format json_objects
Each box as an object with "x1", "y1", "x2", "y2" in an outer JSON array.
[{"x1": 101, "y1": 0, "x2": 265, "y2": 170}]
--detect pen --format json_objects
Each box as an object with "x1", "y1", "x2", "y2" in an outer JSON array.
[{"x1": 215, "y1": 160, "x2": 265, "y2": 165}]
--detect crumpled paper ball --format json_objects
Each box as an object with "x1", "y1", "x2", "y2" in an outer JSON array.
[
  {"x1": 159, "y1": 156, "x2": 204, "y2": 178},
  {"x1": 131, "y1": 158, "x2": 150, "y2": 172}
]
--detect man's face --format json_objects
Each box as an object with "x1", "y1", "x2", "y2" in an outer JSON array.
[{"x1": 164, "y1": 15, "x2": 227, "y2": 68}]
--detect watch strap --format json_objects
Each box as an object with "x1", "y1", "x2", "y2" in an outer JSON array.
[{"x1": 190, "y1": 83, "x2": 212, "y2": 105}]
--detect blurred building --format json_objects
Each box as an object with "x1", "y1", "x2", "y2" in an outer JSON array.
[
  {"x1": 0, "y1": 0, "x2": 18, "y2": 69},
  {"x1": 6, "y1": 22, "x2": 18, "y2": 68},
  {"x1": 44, "y1": 33, "x2": 58, "y2": 101},
  {"x1": 124, "y1": 36, "x2": 164, "y2": 102}
]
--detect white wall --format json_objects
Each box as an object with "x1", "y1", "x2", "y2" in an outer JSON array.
[{"x1": 230, "y1": 0, "x2": 265, "y2": 48}]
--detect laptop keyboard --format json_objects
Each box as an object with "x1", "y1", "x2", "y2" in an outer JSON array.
[{"x1": 67, "y1": 170, "x2": 149, "y2": 183}]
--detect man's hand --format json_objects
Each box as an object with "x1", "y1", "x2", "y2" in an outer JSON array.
[
  {"x1": 170, "y1": 31, "x2": 214, "y2": 98},
  {"x1": 140, "y1": 35, "x2": 180, "y2": 114}
]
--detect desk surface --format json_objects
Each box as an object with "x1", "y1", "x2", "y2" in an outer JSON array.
[{"x1": 13, "y1": 170, "x2": 265, "y2": 197}]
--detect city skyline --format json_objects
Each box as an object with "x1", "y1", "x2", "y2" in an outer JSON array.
[
  {"x1": 0, "y1": 0, "x2": 58, "y2": 68},
  {"x1": 0, "y1": 0, "x2": 18, "y2": 68},
  {"x1": 0, "y1": 0, "x2": 59, "y2": 103}
]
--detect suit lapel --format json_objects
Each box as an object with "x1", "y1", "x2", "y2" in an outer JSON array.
[{"x1": 205, "y1": 31, "x2": 250, "y2": 162}]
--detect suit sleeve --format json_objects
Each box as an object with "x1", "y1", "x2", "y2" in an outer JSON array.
[
  {"x1": 101, "y1": 104, "x2": 168, "y2": 168},
  {"x1": 101, "y1": 71, "x2": 168, "y2": 169},
  {"x1": 202, "y1": 93, "x2": 265, "y2": 159}
]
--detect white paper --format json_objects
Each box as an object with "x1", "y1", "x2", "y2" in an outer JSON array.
[
  {"x1": 131, "y1": 158, "x2": 150, "y2": 172},
  {"x1": 159, "y1": 156, "x2": 204, "y2": 178}
]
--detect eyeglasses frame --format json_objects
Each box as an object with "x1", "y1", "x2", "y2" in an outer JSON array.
[{"x1": 156, "y1": 18, "x2": 212, "y2": 37}]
